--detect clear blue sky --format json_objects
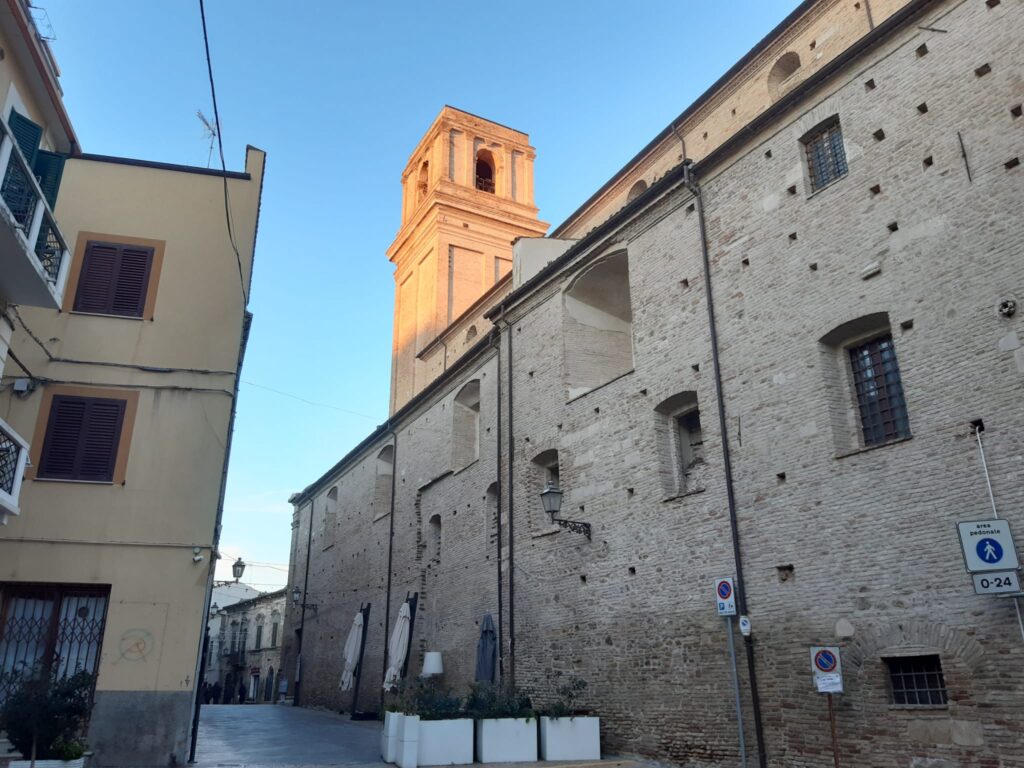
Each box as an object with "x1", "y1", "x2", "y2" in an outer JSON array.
[{"x1": 43, "y1": 0, "x2": 797, "y2": 590}]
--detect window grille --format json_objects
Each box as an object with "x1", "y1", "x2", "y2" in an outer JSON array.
[
  {"x1": 886, "y1": 655, "x2": 948, "y2": 706},
  {"x1": 803, "y1": 118, "x2": 848, "y2": 191},
  {"x1": 848, "y1": 334, "x2": 910, "y2": 446}
]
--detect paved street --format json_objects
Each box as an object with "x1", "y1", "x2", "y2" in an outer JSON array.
[{"x1": 194, "y1": 704, "x2": 384, "y2": 767}]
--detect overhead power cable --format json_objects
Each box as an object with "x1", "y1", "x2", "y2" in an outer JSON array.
[{"x1": 198, "y1": 0, "x2": 247, "y2": 305}]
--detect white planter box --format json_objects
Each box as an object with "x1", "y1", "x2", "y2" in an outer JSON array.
[
  {"x1": 417, "y1": 718, "x2": 473, "y2": 766},
  {"x1": 475, "y1": 717, "x2": 538, "y2": 763},
  {"x1": 11, "y1": 760, "x2": 87, "y2": 768},
  {"x1": 539, "y1": 716, "x2": 600, "y2": 761},
  {"x1": 382, "y1": 711, "x2": 403, "y2": 763},
  {"x1": 396, "y1": 714, "x2": 420, "y2": 768}
]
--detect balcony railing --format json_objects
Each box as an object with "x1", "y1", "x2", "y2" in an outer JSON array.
[
  {"x1": 0, "y1": 415, "x2": 29, "y2": 525},
  {"x1": 0, "y1": 115, "x2": 70, "y2": 308}
]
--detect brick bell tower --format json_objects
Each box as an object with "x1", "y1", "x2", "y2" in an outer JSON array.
[{"x1": 386, "y1": 106, "x2": 548, "y2": 414}]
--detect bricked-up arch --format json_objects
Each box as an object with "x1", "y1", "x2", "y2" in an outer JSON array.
[
  {"x1": 768, "y1": 51, "x2": 802, "y2": 101},
  {"x1": 563, "y1": 251, "x2": 634, "y2": 398},
  {"x1": 427, "y1": 513, "x2": 442, "y2": 567},
  {"x1": 372, "y1": 444, "x2": 394, "y2": 518},
  {"x1": 627, "y1": 180, "x2": 647, "y2": 202},
  {"x1": 452, "y1": 380, "x2": 481, "y2": 471},
  {"x1": 654, "y1": 392, "x2": 707, "y2": 497},
  {"x1": 417, "y1": 160, "x2": 429, "y2": 203}
]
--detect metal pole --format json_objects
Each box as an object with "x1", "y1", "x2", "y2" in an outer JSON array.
[
  {"x1": 827, "y1": 693, "x2": 840, "y2": 768},
  {"x1": 725, "y1": 616, "x2": 747, "y2": 768},
  {"x1": 974, "y1": 425, "x2": 1024, "y2": 643}
]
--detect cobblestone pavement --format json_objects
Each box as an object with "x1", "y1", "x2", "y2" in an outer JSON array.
[{"x1": 193, "y1": 704, "x2": 384, "y2": 767}]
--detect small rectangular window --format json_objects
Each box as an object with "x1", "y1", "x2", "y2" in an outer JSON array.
[
  {"x1": 38, "y1": 395, "x2": 127, "y2": 482},
  {"x1": 73, "y1": 240, "x2": 155, "y2": 318},
  {"x1": 254, "y1": 625, "x2": 263, "y2": 650},
  {"x1": 802, "y1": 117, "x2": 848, "y2": 191},
  {"x1": 848, "y1": 334, "x2": 911, "y2": 446},
  {"x1": 271, "y1": 622, "x2": 279, "y2": 648},
  {"x1": 886, "y1": 655, "x2": 948, "y2": 706}
]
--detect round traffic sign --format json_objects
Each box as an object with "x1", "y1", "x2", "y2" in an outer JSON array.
[
  {"x1": 976, "y1": 537, "x2": 1004, "y2": 564},
  {"x1": 814, "y1": 649, "x2": 838, "y2": 673},
  {"x1": 717, "y1": 580, "x2": 733, "y2": 600}
]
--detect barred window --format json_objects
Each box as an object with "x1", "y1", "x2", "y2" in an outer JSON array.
[
  {"x1": 848, "y1": 334, "x2": 910, "y2": 446},
  {"x1": 886, "y1": 655, "x2": 948, "y2": 707},
  {"x1": 802, "y1": 117, "x2": 848, "y2": 191}
]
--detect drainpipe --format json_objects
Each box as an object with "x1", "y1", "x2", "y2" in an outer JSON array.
[
  {"x1": 188, "y1": 311, "x2": 250, "y2": 763},
  {"x1": 294, "y1": 497, "x2": 315, "y2": 707},
  {"x1": 494, "y1": 328, "x2": 505, "y2": 677},
  {"x1": 683, "y1": 161, "x2": 768, "y2": 768},
  {"x1": 379, "y1": 426, "x2": 398, "y2": 714},
  {"x1": 505, "y1": 307, "x2": 516, "y2": 685}
]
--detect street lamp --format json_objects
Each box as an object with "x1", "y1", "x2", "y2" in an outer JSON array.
[
  {"x1": 232, "y1": 557, "x2": 246, "y2": 582},
  {"x1": 292, "y1": 586, "x2": 318, "y2": 612},
  {"x1": 540, "y1": 482, "x2": 591, "y2": 540}
]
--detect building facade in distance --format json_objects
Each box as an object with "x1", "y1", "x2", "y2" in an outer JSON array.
[
  {"x1": 211, "y1": 589, "x2": 285, "y2": 704},
  {"x1": 286, "y1": 0, "x2": 1022, "y2": 766}
]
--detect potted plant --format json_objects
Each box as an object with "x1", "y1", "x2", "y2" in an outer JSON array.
[
  {"x1": 538, "y1": 676, "x2": 600, "y2": 761},
  {"x1": 465, "y1": 682, "x2": 537, "y2": 763},
  {"x1": 0, "y1": 668, "x2": 94, "y2": 768},
  {"x1": 381, "y1": 681, "x2": 415, "y2": 765},
  {"x1": 410, "y1": 678, "x2": 472, "y2": 767}
]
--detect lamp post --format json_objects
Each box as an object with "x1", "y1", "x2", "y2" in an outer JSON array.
[
  {"x1": 212, "y1": 557, "x2": 247, "y2": 588},
  {"x1": 540, "y1": 482, "x2": 591, "y2": 540},
  {"x1": 291, "y1": 586, "x2": 318, "y2": 706}
]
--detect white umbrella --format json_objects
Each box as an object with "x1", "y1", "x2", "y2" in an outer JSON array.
[
  {"x1": 339, "y1": 610, "x2": 364, "y2": 691},
  {"x1": 383, "y1": 601, "x2": 411, "y2": 690}
]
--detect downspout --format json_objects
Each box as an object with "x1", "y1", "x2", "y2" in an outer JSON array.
[
  {"x1": 494, "y1": 328, "x2": 505, "y2": 677},
  {"x1": 505, "y1": 307, "x2": 516, "y2": 685},
  {"x1": 683, "y1": 161, "x2": 768, "y2": 768},
  {"x1": 294, "y1": 497, "x2": 315, "y2": 706},
  {"x1": 379, "y1": 426, "x2": 399, "y2": 714},
  {"x1": 188, "y1": 310, "x2": 250, "y2": 763}
]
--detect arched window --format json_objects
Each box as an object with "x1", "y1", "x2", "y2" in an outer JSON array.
[
  {"x1": 373, "y1": 444, "x2": 394, "y2": 518},
  {"x1": 270, "y1": 611, "x2": 281, "y2": 647},
  {"x1": 323, "y1": 486, "x2": 338, "y2": 535},
  {"x1": 654, "y1": 392, "x2": 706, "y2": 498},
  {"x1": 452, "y1": 380, "x2": 481, "y2": 470},
  {"x1": 531, "y1": 449, "x2": 560, "y2": 532},
  {"x1": 466, "y1": 325, "x2": 478, "y2": 343},
  {"x1": 768, "y1": 51, "x2": 801, "y2": 101},
  {"x1": 563, "y1": 251, "x2": 634, "y2": 397},
  {"x1": 627, "y1": 180, "x2": 648, "y2": 203},
  {"x1": 476, "y1": 149, "x2": 495, "y2": 193},
  {"x1": 254, "y1": 614, "x2": 265, "y2": 650},
  {"x1": 417, "y1": 160, "x2": 430, "y2": 203},
  {"x1": 485, "y1": 481, "x2": 500, "y2": 547}
]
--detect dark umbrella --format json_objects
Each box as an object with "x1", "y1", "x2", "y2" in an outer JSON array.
[{"x1": 475, "y1": 614, "x2": 497, "y2": 682}]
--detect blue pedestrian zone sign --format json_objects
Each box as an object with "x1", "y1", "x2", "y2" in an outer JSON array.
[{"x1": 957, "y1": 520, "x2": 1019, "y2": 573}]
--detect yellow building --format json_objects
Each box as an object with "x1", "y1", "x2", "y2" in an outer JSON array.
[{"x1": 0, "y1": 3, "x2": 267, "y2": 765}]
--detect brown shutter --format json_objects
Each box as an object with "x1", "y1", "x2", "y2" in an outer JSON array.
[
  {"x1": 38, "y1": 395, "x2": 126, "y2": 482},
  {"x1": 73, "y1": 241, "x2": 154, "y2": 317}
]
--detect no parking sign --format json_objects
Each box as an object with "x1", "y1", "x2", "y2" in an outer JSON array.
[
  {"x1": 809, "y1": 646, "x2": 843, "y2": 693},
  {"x1": 715, "y1": 577, "x2": 736, "y2": 616}
]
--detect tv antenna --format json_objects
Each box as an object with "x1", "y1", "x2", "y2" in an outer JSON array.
[{"x1": 196, "y1": 110, "x2": 218, "y2": 168}]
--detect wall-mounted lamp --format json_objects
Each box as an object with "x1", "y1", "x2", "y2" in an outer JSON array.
[
  {"x1": 292, "y1": 586, "x2": 318, "y2": 612},
  {"x1": 540, "y1": 482, "x2": 591, "y2": 540}
]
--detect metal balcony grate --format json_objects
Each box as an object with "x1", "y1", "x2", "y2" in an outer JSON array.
[
  {"x1": 0, "y1": 160, "x2": 38, "y2": 230},
  {"x1": 0, "y1": 425, "x2": 20, "y2": 495},
  {"x1": 34, "y1": 220, "x2": 63, "y2": 283}
]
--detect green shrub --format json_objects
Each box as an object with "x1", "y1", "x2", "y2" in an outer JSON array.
[
  {"x1": 543, "y1": 674, "x2": 587, "y2": 718},
  {"x1": 464, "y1": 681, "x2": 534, "y2": 720},
  {"x1": 0, "y1": 667, "x2": 94, "y2": 761},
  {"x1": 386, "y1": 677, "x2": 465, "y2": 720}
]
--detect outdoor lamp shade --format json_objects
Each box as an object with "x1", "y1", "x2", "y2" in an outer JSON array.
[
  {"x1": 540, "y1": 483, "x2": 563, "y2": 515},
  {"x1": 422, "y1": 651, "x2": 443, "y2": 677},
  {"x1": 232, "y1": 557, "x2": 246, "y2": 580}
]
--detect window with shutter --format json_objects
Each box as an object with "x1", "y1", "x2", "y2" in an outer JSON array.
[
  {"x1": 8, "y1": 109, "x2": 42, "y2": 166},
  {"x1": 73, "y1": 241, "x2": 155, "y2": 317},
  {"x1": 38, "y1": 395, "x2": 126, "y2": 482}
]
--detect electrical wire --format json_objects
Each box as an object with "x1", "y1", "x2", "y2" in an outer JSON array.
[{"x1": 198, "y1": 0, "x2": 248, "y2": 305}]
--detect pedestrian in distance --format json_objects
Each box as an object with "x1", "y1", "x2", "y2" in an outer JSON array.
[
  {"x1": 237, "y1": 679, "x2": 246, "y2": 704},
  {"x1": 211, "y1": 681, "x2": 222, "y2": 705}
]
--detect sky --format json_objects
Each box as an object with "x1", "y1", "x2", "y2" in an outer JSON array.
[{"x1": 41, "y1": 0, "x2": 798, "y2": 591}]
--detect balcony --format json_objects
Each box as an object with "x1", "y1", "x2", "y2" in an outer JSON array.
[
  {"x1": 0, "y1": 415, "x2": 29, "y2": 525},
  {"x1": 0, "y1": 115, "x2": 70, "y2": 310}
]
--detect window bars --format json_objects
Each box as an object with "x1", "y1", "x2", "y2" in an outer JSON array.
[
  {"x1": 804, "y1": 118, "x2": 848, "y2": 191},
  {"x1": 848, "y1": 334, "x2": 911, "y2": 446},
  {"x1": 887, "y1": 655, "x2": 948, "y2": 707}
]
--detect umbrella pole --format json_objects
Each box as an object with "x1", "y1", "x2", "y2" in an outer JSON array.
[
  {"x1": 349, "y1": 603, "x2": 371, "y2": 718},
  {"x1": 401, "y1": 593, "x2": 419, "y2": 679}
]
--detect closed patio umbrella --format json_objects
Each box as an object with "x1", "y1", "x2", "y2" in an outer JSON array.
[
  {"x1": 383, "y1": 601, "x2": 411, "y2": 690},
  {"x1": 475, "y1": 613, "x2": 497, "y2": 683},
  {"x1": 339, "y1": 610, "x2": 364, "y2": 691}
]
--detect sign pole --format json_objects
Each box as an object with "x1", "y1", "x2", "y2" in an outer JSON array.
[
  {"x1": 826, "y1": 693, "x2": 840, "y2": 768},
  {"x1": 725, "y1": 616, "x2": 747, "y2": 768}
]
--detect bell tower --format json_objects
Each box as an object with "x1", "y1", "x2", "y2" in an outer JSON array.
[{"x1": 386, "y1": 107, "x2": 548, "y2": 414}]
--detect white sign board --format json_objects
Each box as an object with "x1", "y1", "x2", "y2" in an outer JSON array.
[
  {"x1": 972, "y1": 570, "x2": 1021, "y2": 595},
  {"x1": 809, "y1": 646, "x2": 843, "y2": 693},
  {"x1": 957, "y1": 520, "x2": 1019, "y2": 573},
  {"x1": 715, "y1": 577, "x2": 736, "y2": 616}
]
